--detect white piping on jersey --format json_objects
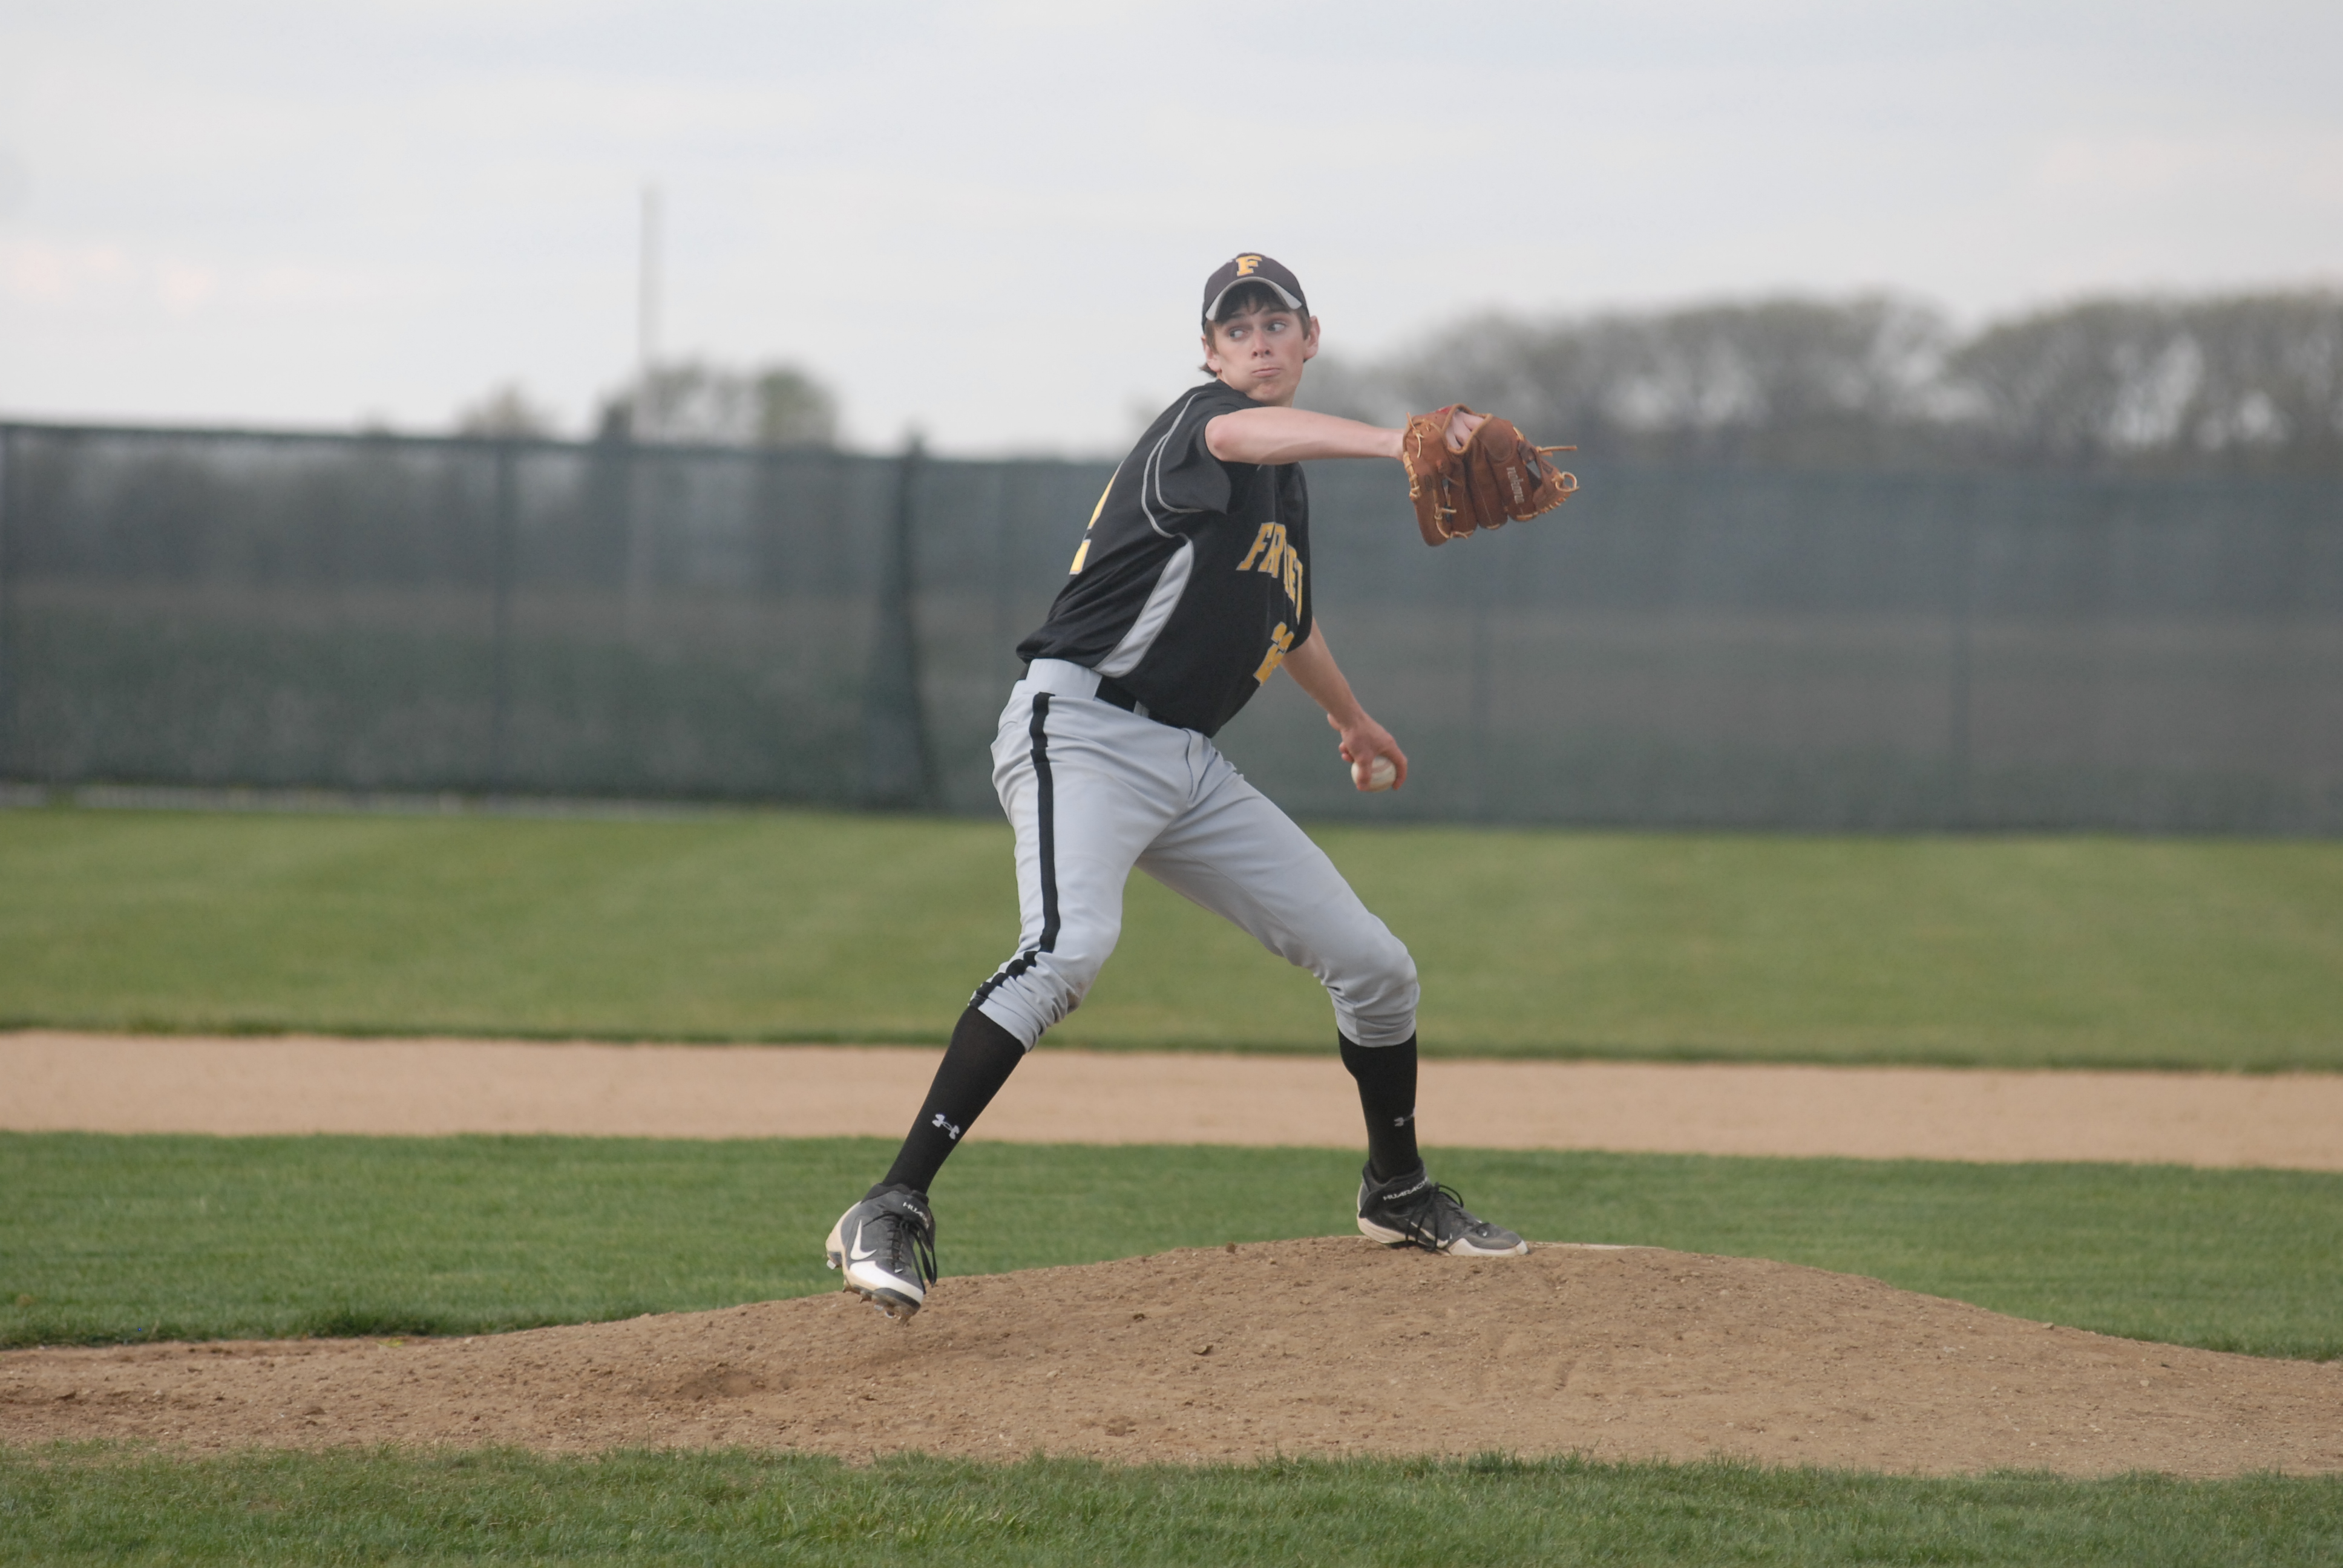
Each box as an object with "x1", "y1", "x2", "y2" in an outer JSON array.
[
  {"x1": 1139, "y1": 389, "x2": 1214, "y2": 538},
  {"x1": 1095, "y1": 538, "x2": 1195, "y2": 679}
]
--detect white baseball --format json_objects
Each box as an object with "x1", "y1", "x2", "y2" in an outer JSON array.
[{"x1": 1352, "y1": 754, "x2": 1397, "y2": 792}]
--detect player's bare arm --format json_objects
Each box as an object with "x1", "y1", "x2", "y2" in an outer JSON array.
[
  {"x1": 1207, "y1": 407, "x2": 1404, "y2": 465},
  {"x1": 1280, "y1": 622, "x2": 1409, "y2": 791},
  {"x1": 1207, "y1": 405, "x2": 1488, "y2": 464}
]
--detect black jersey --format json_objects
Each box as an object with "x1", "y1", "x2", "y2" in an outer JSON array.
[{"x1": 1017, "y1": 381, "x2": 1311, "y2": 736}]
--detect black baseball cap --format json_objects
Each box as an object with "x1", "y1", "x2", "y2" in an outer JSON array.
[{"x1": 1201, "y1": 253, "x2": 1308, "y2": 325}]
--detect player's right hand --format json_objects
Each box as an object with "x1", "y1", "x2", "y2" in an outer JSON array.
[{"x1": 1330, "y1": 711, "x2": 1409, "y2": 790}]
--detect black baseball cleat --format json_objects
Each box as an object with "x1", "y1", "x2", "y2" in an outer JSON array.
[
  {"x1": 1357, "y1": 1163, "x2": 1529, "y2": 1256},
  {"x1": 825, "y1": 1185, "x2": 938, "y2": 1319}
]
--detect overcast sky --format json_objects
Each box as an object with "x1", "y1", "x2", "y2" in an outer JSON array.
[{"x1": 2, "y1": 1, "x2": 2337, "y2": 453}]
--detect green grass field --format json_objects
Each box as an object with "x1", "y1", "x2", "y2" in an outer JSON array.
[
  {"x1": 4, "y1": 806, "x2": 2340, "y2": 1067},
  {"x1": 7, "y1": 1134, "x2": 2338, "y2": 1359},
  {"x1": 7, "y1": 1448, "x2": 2339, "y2": 1566},
  {"x1": 6, "y1": 805, "x2": 2339, "y2": 1561}
]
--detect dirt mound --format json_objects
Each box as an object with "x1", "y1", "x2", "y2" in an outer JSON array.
[{"x1": 5, "y1": 1240, "x2": 2338, "y2": 1477}]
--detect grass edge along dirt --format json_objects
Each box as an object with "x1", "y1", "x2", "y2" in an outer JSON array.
[
  {"x1": 5, "y1": 1134, "x2": 2339, "y2": 1361},
  {"x1": 3, "y1": 1445, "x2": 2340, "y2": 1566},
  {"x1": 3, "y1": 805, "x2": 2340, "y2": 1070}
]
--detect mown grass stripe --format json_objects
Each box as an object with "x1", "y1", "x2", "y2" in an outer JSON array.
[
  {"x1": 5, "y1": 1134, "x2": 2338, "y2": 1360},
  {"x1": 3, "y1": 809, "x2": 2339, "y2": 1068},
  {"x1": 3, "y1": 1447, "x2": 2339, "y2": 1566}
]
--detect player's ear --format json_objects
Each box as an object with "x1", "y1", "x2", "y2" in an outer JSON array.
[
  {"x1": 1200, "y1": 331, "x2": 1222, "y2": 376},
  {"x1": 1301, "y1": 316, "x2": 1320, "y2": 362}
]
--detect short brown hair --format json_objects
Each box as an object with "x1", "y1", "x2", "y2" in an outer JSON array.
[
  {"x1": 1199, "y1": 281, "x2": 1303, "y2": 372},
  {"x1": 1207, "y1": 279, "x2": 1294, "y2": 327}
]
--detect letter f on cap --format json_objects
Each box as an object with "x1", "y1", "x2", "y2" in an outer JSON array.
[{"x1": 1201, "y1": 252, "x2": 1308, "y2": 325}]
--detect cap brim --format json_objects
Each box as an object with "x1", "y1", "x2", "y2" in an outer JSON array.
[{"x1": 1202, "y1": 278, "x2": 1305, "y2": 323}]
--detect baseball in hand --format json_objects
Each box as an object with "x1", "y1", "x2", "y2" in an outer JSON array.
[{"x1": 1352, "y1": 754, "x2": 1398, "y2": 792}]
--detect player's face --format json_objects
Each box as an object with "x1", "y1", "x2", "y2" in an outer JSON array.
[{"x1": 1202, "y1": 306, "x2": 1320, "y2": 405}]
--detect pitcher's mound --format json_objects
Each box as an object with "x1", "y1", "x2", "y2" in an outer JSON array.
[{"x1": 5, "y1": 1239, "x2": 2339, "y2": 1476}]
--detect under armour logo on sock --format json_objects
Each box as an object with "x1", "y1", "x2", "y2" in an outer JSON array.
[
  {"x1": 1394, "y1": 1109, "x2": 1416, "y2": 1127},
  {"x1": 931, "y1": 1112, "x2": 963, "y2": 1142}
]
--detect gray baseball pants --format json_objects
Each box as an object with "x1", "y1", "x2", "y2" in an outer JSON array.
[{"x1": 971, "y1": 658, "x2": 1420, "y2": 1051}]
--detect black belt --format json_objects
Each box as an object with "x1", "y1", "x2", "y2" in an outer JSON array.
[
  {"x1": 1020, "y1": 661, "x2": 1175, "y2": 727},
  {"x1": 1094, "y1": 675, "x2": 1168, "y2": 725}
]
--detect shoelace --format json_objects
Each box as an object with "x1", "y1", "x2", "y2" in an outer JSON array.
[
  {"x1": 880, "y1": 1207, "x2": 938, "y2": 1287},
  {"x1": 1386, "y1": 1180, "x2": 1478, "y2": 1252}
]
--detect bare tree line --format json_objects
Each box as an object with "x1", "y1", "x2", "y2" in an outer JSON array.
[
  {"x1": 455, "y1": 361, "x2": 839, "y2": 448},
  {"x1": 1301, "y1": 289, "x2": 2343, "y2": 474}
]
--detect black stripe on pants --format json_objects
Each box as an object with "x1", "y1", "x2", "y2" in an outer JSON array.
[{"x1": 972, "y1": 693, "x2": 1058, "y2": 1006}]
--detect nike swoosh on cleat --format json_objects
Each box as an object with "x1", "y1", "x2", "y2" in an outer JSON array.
[{"x1": 850, "y1": 1241, "x2": 877, "y2": 1262}]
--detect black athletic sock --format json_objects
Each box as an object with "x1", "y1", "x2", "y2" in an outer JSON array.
[
  {"x1": 874, "y1": 1006, "x2": 1027, "y2": 1197},
  {"x1": 1339, "y1": 1033, "x2": 1421, "y2": 1183}
]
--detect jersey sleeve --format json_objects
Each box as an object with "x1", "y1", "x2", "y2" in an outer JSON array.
[{"x1": 1135, "y1": 385, "x2": 1250, "y2": 529}]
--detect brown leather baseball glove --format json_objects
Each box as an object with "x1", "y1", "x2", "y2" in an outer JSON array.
[{"x1": 1399, "y1": 405, "x2": 1578, "y2": 546}]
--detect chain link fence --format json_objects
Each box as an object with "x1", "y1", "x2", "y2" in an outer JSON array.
[{"x1": 2, "y1": 421, "x2": 2337, "y2": 832}]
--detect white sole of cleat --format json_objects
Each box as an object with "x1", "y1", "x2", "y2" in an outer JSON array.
[
  {"x1": 844, "y1": 1283, "x2": 920, "y2": 1321},
  {"x1": 827, "y1": 1214, "x2": 925, "y2": 1318}
]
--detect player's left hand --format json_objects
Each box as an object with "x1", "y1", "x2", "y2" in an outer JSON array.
[
  {"x1": 1400, "y1": 405, "x2": 1578, "y2": 546},
  {"x1": 1331, "y1": 711, "x2": 1409, "y2": 790}
]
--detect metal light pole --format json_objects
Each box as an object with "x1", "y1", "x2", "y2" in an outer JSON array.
[{"x1": 637, "y1": 183, "x2": 662, "y2": 399}]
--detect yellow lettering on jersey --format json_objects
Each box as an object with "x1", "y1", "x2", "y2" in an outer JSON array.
[
  {"x1": 1252, "y1": 621, "x2": 1296, "y2": 684},
  {"x1": 1236, "y1": 255, "x2": 1261, "y2": 276},
  {"x1": 1236, "y1": 522, "x2": 1303, "y2": 611},
  {"x1": 1067, "y1": 477, "x2": 1113, "y2": 574},
  {"x1": 1235, "y1": 521, "x2": 1278, "y2": 572}
]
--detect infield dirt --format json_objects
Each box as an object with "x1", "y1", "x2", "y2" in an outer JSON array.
[
  {"x1": 5, "y1": 1239, "x2": 2338, "y2": 1477},
  {"x1": 10, "y1": 1032, "x2": 2343, "y2": 1168}
]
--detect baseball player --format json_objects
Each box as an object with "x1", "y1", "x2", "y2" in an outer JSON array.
[{"x1": 828, "y1": 252, "x2": 1532, "y2": 1319}]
